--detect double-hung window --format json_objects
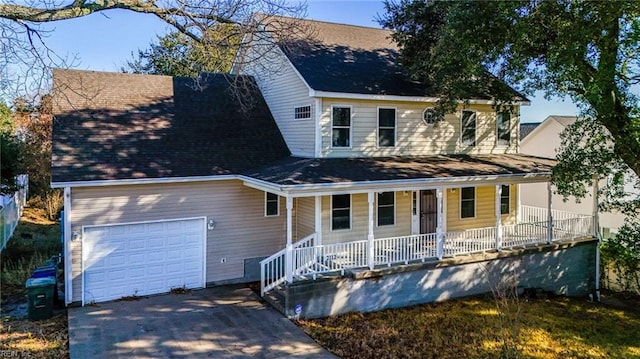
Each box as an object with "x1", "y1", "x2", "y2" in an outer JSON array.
[
  {"x1": 461, "y1": 110, "x2": 476, "y2": 146},
  {"x1": 265, "y1": 192, "x2": 279, "y2": 216},
  {"x1": 378, "y1": 108, "x2": 396, "y2": 147},
  {"x1": 496, "y1": 111, "x2": 511, "y2": 146},
  {"x1": 377, "y1": 192, "x2": 395, "y2": 226},
  {"x1": 460, "y1": 187, "x2": 475, "y2": 218},
  {"x1": 331, "y1": 194, "x2": 351, "y2": 230},
  {"x1": 500, "y1": 185, "x2": 510, "y2": 215},
  {"x1": 332, "y1": 107, "x2": 351, "y2": 148}
]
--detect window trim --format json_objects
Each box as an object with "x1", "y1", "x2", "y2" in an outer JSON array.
[
  {"x1": 496, "y1": 111, "x2": 511, "y2": 147},
  {"x1": 422, "y1": 107, "x2": 438, "y2": 126},
  {"x1": 377, "y1": 106, "x2": 397, "y2": 148},
  {"x1": 330, "y1": 105, "x2": 353, "y2": 149},
  {"x1": 330, "y1": 194, "x2": 352, "y2": 231},
  {"x1": 376, "y1": 191, "x2": 396, "y2": 227},
  {"x1": 264, "y1": 192, "x2": 280, "y2": 217},
  {"x1": 460, "y1": 110, "x2": 477, "y2": 147},
  {"x1": 500, "y1": 185, "x2": 510, "y2": 215},
  {"x1": 294, "y1": 104, "x2": 313, "y2": 120},
  {"x1": 460, "y1": 187, "x2": 476, "y2": 219}
]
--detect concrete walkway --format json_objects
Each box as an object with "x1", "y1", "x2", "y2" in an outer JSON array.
[{"x1": 68, "y1": 285, "x2": 337, "y2": 358}]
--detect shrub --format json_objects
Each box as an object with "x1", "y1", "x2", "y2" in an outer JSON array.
[{"x1": 601, "y1": 220, "x2": 640, "y2": 294}]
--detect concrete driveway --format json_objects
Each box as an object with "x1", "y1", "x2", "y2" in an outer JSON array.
[{"x1": 68, "y1": 285, "x2": 337, "y2": 358}]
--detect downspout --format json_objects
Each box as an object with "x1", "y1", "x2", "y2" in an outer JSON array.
[{"x1": 593, "y1": 176, "x2": 601, "y2": 301}]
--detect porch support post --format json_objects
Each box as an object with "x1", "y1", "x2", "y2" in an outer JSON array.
[
  {"x1": 367, "y1": 191, "x2": 375, "y2": 270},
  {"x1": 436, "y1": 188, "x2": 444, "y2": 260},
  {"x1": 285, "y1": 196, "x2": 294, "y2": 283},
  {"x1": 495, "y1": 184, "x2": 503, "y2": 251},
  {"x1": 516, "y1": 184, "x2": 522, "y2": 224},
  {"x1": 547, "y1": 182, "x2": 553, "y2": 244},
  {"x1": 592, "y1": 176, "x2": 600, "y2": 239},
  {"x1": 315, "y1": 195, "x2": 322, "y2": 246},
  {"x1": 593, "y1": 176, "x2": 601, "y2": 301}
]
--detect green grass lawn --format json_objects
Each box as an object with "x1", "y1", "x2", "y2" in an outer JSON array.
[{"x1": 297, "y1": 295, "x2": 640, "y2": 359}]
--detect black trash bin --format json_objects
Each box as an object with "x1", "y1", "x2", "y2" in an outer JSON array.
[{"x1": 26, "y1": 277, "x2": 56, "y2": 321}]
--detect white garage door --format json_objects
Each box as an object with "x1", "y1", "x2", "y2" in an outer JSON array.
[{"x1": 82, "y1": 218, "x2": 205, "y2": 304}]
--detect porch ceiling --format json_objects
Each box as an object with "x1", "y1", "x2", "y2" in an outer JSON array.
[{"x1": 243, "y1": 154, "x2": 555, "y2": 194}]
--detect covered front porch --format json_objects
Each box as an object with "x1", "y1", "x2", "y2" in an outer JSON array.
[
  {"x1": 240, "y1": 154, "x2": 597, "y2": 299},
  {"x1": 260, "y1": 203, "x2": 595, "y2": 296}
]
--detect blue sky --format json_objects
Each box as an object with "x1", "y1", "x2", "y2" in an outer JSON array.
[{"x1": 39, "y1": 0, "x2": 578, "y2": 123}]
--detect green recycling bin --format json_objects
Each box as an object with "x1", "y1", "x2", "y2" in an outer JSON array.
[{"x1": 26, "y1": 277, "x2": 56, "y2": 321}]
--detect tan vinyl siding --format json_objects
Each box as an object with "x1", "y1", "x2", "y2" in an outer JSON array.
[
  {"x1": 241, "y1": 35, "x2": 316, "y2": 157},
  {"x1": 321, "y1": 192, "x2": 411, "y2": 244},
  {"x1": 446, "y1": 184, "x2": 518, "y2": 231},
  {"x1": 319, "y1": 99, "x2": 519, "y2": 157},
  {"x1": 295, "y1": 197, "x2": 316, "y2": 239},
  {"x1": 69, "y1": 180, "x2": 286, "y2": 302}
]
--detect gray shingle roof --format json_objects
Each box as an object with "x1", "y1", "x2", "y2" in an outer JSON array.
[
  {"x1": 274, "y1": 17, "x2": 527, "y2": 100},
  {"x1": 51, "y1": 69, "x2": 290, "y2": 183},
  {"x1": 245, "y1": 154, "x2": 555, "y2": 186},
  {"x1": 519, "y1": 122, "x2": 541, "y2": 140}
]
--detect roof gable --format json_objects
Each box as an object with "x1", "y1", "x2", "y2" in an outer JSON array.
[
  {"x1": 51, "y1": 69, "x2": 290, "y2": 183},
  {"x1": 269, "y1": 17, "x2": 526, "y2": 101}
]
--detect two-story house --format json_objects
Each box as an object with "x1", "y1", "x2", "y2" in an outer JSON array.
[{"x1": 52, "y1": 17, "x2": 598, "y2": 316}]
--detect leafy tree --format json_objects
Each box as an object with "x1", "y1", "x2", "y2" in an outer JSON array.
[
  {"x1": 11, "y1": 95, "x2": 53, "y2": 199},
  {"x1": 0, "y1": 102, "x2": 22, "y2": 194},
  {"x1": 0, "y1": 0, "x2": 307, "y2": 99},
  {"x1": 123, "y1": 26, "x2": 240, "y2": 77},
  {"x1": 380, "y1": 0, "x2": 640, "y2": 178}
]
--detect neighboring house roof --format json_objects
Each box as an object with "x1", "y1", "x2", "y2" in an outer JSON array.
[
  {"x1": 272, "y1": 17, "x2": 528, "y2": 101},
  {"x1": 520, "y1": 115, "x2": 578, "y2": 147},
  {"x1": 51, "y1": 69, "x2": 290, "y2": 183},
  {"x1": 245, "y1": 154, "x2": 555, "y2": 186},
  {"x1": 519, "y1": 122, "x2": 541, "y2": 140}
]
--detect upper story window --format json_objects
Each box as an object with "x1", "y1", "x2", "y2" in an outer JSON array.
[
  {"x1": 294, "y1": 105, "x2": 312, "y2": 120},
  {"x1": 460, "y1": 187, "x2": 475, "y2": 218},
  {"x1": 423, "y1": 108, "x2": 438, "y2": 125},
  {"x1": 265, "y1": 192, "x2": 279, "y2": 217},
  {"x1": 378, "y1": 108, "x2": 396, "y2": 147},
  {"x1": 461, "y1": 110, "x2": 476, "y2": 147},
  {"x1": 496, "y1": 111, "x2": 511, "y2": 146},
  {"x1": 332, "y1": 106, "x2": 351, "y2": 148},
  {"x1": 500, "y1": 185, "x2": 510, "y2": 215},
  {"x1": 377, "y1": 192, "x2": 395, "y2": 226},
  {"x1": 331, "y1": 194, "x2": 351, "y2": 230}
]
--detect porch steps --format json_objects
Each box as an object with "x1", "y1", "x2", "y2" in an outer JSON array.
[{"x1": 263, "y1": 284, "x2": 287, "y2": 315}]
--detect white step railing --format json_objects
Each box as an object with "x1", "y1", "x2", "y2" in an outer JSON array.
[{"x1": 260, "y1": 232, "x2": 316, "y2": 296}]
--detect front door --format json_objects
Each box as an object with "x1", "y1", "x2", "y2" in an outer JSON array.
[{"x1": 420, "y1": 190, "x2": 437, "y2": 234}]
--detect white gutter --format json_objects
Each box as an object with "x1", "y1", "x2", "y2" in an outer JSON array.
[
  {"x1": 240, "y1": 172, "x2": 551, "y2": 197},
  {"x1": 51, "y1": 175, "x2": 237, "y2": 189},
  {"x1": 309, "y1": 90, "x2": 531, "y2": 106},
  {"x1": 51, "y1": 171, "x2": 551, "y2": 196}
]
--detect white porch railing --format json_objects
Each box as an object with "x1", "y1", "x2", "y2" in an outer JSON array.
[
  {"x1": 373, "y1": 233, "x2": 438, "y2": 266},
  {"x1": 260, "y1": 208, "x2": 595, "y2": 297},
  {"x1": 444, "y1": 228, "x2": 495, "y2": 256}
]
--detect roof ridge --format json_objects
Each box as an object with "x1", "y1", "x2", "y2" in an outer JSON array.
[{"x1": 301, "y1": 17, "x2": 389, "y2": 32}]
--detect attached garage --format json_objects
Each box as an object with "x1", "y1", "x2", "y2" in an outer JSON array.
[{"x1": 81, "y1": 217, "x2": 206, "y2": 304}]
